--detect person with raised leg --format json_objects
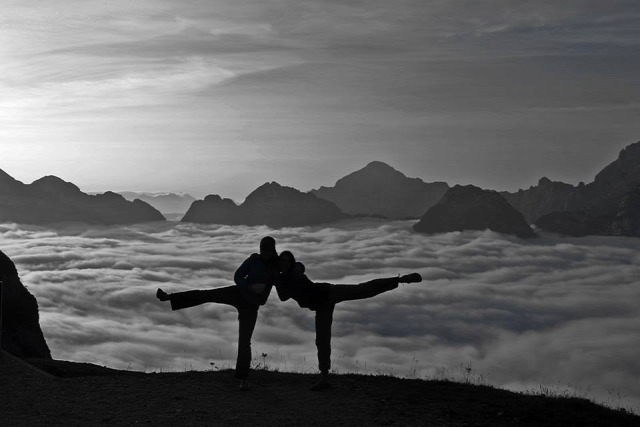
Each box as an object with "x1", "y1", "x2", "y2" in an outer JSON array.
[
  {"x1": 156, "y1": 236, "x2": 279, "y2": 390},
  {"x1": 276, "y1": 250, "x2": 422, "y2": 391}
]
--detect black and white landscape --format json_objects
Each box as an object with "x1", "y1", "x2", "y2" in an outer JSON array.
[{"x1": 2, "y1": 1, "x2": 640, "y2": 423}]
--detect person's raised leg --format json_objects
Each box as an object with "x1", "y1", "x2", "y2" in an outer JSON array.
[
  {"x1": 236, "y1": 307, "x2": 258, "y2": 389},
  {"x1": 312, "y1": 303, "x2": 335, "y2": 391},
  {"x1": 330, "y1": 273, "x2": 422, "y2": 305},
  {"x1": 156, "y1": 286, "x2": 242, "y2": 311}
]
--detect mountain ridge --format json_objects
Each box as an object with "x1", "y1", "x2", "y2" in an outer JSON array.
[
  {"x1": 0, "y1": 169, "x2": 165, "y2": 225},
  {"x1": 311, "y1": 161, "x2": 449, "y2": 219},
  {"x1": 182, "y1": 181, "x2": 346, "y2": 227}
]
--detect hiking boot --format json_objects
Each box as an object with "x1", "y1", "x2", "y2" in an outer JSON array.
[
  {"x1": 399, "y1": 273, "x2": 422, "y2": 283},
  {"x1": 156, "y1": 288, "x2": 170, "y2": 302}
]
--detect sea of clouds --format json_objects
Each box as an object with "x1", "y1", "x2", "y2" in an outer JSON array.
[{"x1": 1, "y1": 219, "x2": 639, "y2": 411}]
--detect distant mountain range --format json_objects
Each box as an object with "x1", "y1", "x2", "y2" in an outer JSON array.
[
  {"x1": 0, "y1": 170, "x2": 164, "y2": 225},
  {"x1": 119, "y1": 192, "x2": 197, "y2": 219},
  {"x1": 182, "y1": 182, "x2": 346, "y2": 227},
  {"x1": 2, "y1": 140, "x2": 640, "y2": 235}
]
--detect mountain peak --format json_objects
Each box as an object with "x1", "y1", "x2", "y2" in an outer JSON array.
[
  {"x1": 30, "y1": 175, "x2": 81, "y2": 194},
  {"x1": 0, "y1": 168, "x2": 21, "y2": 188},
  {"x1": 364, "y1": 160, "x2": 395, "y2": 170}
]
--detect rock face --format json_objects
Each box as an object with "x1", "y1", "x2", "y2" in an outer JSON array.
[
  {"x1": 182, "y1": 194, "x2": 242, "y2": 225},
  {"x1": 414, "y1": 185, "x2": 536, "y2": 238},
  {"x1": 609, "y1": 188, "x2": 640, "y2": 237},
  {"x1": 311, "y1": 161, "x2": 449, "y2": 219},
  {"x1": 501, "y1": 177, "x2": 586, "y2": 224},
  {"x1": 182, "y1": 182, "x2": 346, "y2": 227},
  {"x1": 0, "y1": 170, "x2": 165, "y2": 225},
  {"x1": 538, "y1": 188, "x2": 640, "y2": 237},
  {"x1": 0, "y1": 250, "x2": 51, "y2": 359},
  {"x1": 535, "y1": 210, "x2": 612, "y2": 237},
  {"x1": 502, "y1": 141, "x2": 640, "y2": 237}
]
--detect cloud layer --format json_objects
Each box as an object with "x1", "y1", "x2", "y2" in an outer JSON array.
[{"x1": 1, "y1": 219, "x2": 639, "y2": 411}]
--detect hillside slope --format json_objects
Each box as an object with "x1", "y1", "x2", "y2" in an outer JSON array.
[{"x1": 1, "y1": 357, "x2": 636, "y2": 427}]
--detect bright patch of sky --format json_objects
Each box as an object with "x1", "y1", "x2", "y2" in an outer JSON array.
[{"x1": 1, "y1": 1, "x2": 640, "y2": 199}]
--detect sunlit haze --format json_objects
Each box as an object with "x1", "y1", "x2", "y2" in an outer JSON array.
[{"x1": 2, "y1": 1, "x2": 640, "y2": 199}]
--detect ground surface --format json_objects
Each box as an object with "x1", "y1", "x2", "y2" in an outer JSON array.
[{"x1": 1, "y1": 354, "x2": 638, "y2": 426}]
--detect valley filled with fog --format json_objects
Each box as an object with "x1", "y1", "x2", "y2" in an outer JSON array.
[{"x1": 1, "y1": 220, "x2": 639, "y2": 411}]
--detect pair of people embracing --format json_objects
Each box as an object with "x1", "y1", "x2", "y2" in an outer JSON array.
[{"x1": 156, "y1": 236, "x2": 422, "y2": 390}]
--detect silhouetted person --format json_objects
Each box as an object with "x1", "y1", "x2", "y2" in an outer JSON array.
[
  {"x1": 156, "y1": 236, "x2": 279, "y2": 389},
  {"x1": 276, "y1": 250, "x2": 422, "y2": 390}
]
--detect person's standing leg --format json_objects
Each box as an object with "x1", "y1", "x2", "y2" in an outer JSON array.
[
  {"x1": 236, "y1": 307, "x2": 258, "y2": 386},
  {"x1": 159, "y1": 286, "x2": 258, "y2": 387},
  {"x1": 312, "y1": 301, "x2": 335, "y2": 390}
]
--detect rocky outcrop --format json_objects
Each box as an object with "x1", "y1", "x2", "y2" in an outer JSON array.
[
  {"x1": 182, "y1": 182, "x2": 346, "y2": 227},
  {"x1": 182, "y1": 195, "x2": 242, "y2": 225},
  {"x1": 0, "y1": 170, "x2": 165, "y2": 225},
  {"x1": 528, "y1": 141, "x2": 640, "y2": 236},
  {"x1": 535, "y1": 210, "x2": 613, "y2": 237},
  {"x1": 499, "y1": 140, "x2": 640, "y2": 237},
  {"x1": 609, "y1": 188, "x2": 640, "y2": 237},
  {"x1": 312, "y1": 161, "x2": 449, "y2": 219},
  {"x1": 0, "y1": 250, "x2": 51, "y2": 359},
  {"x1": 504, "y1": 141, "x2": 640, "y2": 226},
  {"x1": 537, "y1": 187, "x2": 640, "y2": 237},
  {"x1": 501, "y1": 178, "x2": 585, "y2": 224},
  {"x1": 414, "y1": 185, "x2": 536, "y2": 238}
]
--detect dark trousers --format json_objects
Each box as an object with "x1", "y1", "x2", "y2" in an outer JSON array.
[
  {"x1": 314, "y1": 277, "x2": 399, "y2": 374},
  {"x1": 169, "y1": 286, "x2": 258, "y2": 379}
]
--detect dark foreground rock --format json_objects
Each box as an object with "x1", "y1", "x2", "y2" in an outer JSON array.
[
  {"x1": 0, "y1": 250, "x2": 51, "y2": 359},
  {"x1": 414, "y1": 185, "x2": 536, "y2": 238},
  {"x1": 312, "y1": 161, "x2": 449, "y2": 219},
  {"x1": 0, "y1": 170, "x2": 165, "y2": 225},
  {"x1": 183, "y1": 182, "x2": 346, "y2": 227},
  {"x1": 1, "y1": 358, "x2": 637, "y2": 427}
]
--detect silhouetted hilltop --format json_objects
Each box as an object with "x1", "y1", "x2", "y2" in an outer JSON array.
[
  {"x1": 503, "y1": 141, "x2": 640, "y2": 236},
  {"x1": 312, "y1": 161, "x2": 449, "y2": 219},
  {"x1": 415, "y1": 185, "x2": 536, "y2": 238},
  {"x1": 119, "y1": 192, "x2": 197, "y2": 215},
  {"x1": 182, "y1": 194, "x2": 242, "y2": 224},
  {"x1": 0, "y1": 169, "x2": 165, "y2": 225},
  {"x1": 0, "y1": 250, "x2": 51, "y2": 359},
  {"x1": 183, "y1": 182, "x2": 346, "y2": 227},
  {"x1": 2, "y1": 358, "x2": 637, "y2": 426}
]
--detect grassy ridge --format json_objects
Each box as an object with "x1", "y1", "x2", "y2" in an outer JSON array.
[{"x1": 1, "y1": 356, "x2": 637, "y2": 426}]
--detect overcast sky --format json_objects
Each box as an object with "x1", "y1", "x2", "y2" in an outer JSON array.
[{"x1": 2, "y1": 1, "x2": 640, "y2": 199}]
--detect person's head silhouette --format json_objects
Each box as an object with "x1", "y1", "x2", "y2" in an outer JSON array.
[
  {"x1": 259, "y1": 236, "x2": 277, "y2": 262},
  {"x1": 279, "y1": 250, "x2": 296, "y2": 274}
]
